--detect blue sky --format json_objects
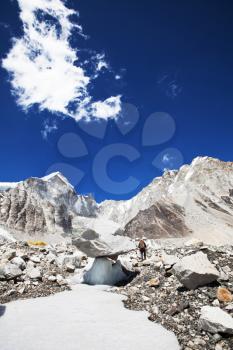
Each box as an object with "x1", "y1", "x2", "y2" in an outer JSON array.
[{"x1": 1, "y1": 0, "x2": 233, "y2": 201}]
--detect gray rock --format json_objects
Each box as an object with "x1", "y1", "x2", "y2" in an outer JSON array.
[
  {"x1": 0, "y1": 262, "x2": 23, "y2": 280},
  {"x1": 18, "y1": 286, "x2": 26, "y2": 294},
  {"x1": 65, "y1": 264, "x2": 75, "y2": 273},
  {"x1": 56, "y1": 275, "x2": 67, "y2": 285},
  {"x1": 72, "y1": 229, "x2": 135, "y2": 258},
  {"x1": 46, "y1": 252, "x2": 56, "y2": 264},
  {"x1": 173, "y1": 251, "x2": 219, "y2": 289},
  {"x1": 30, "y1": 255, "x2": 41, "y2": 263},
  {"x1": 2, "y1": 249, "x2": 16, "y2": 261},
  {"x1": 56, "y1": 253, "x2": 82, "y2": 268},
  {"x1": 11, "y1": 257, "x2": 26, "y2": 270},
  {"x1": 162, "y1": 253, "x2": 179, "y2": 266},
  {"x1": 225, "y1": 303, "x2": 233, "y2": 311},
  {"x1": 26, "y1": 261, "x2": 35, "y2": 270},
  {"x1": 199, "y1": 306, "x2": 233, "y2": 334},
  {"x1": 218, "y1": 268, "x2": 229, "y2": 282},
  {"x1": 26, "y1": 267, "x2": 41, "y2": 280},
  {"x1": 48, "y1": 275, "x2": 57, "y2": 282}
]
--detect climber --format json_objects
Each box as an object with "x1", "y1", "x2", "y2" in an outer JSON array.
[{"x1": 138, "y1": 239, "x2": 147, "y2": 261}]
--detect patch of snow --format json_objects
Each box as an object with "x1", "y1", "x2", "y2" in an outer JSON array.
[
  {"x1": 42, "y1": 172, "x2": 74, "y2": 189},
  {"x1": 0, "y1": 226, "x2": 15, "y2": 242},
  {"x1": 0, "y1": 285, "x2": 180, "y2": 350},
  {"x1": 72, "y1": 216, "x2": 121, "y2": 235},
  {"x1": 0, "y1": 182, "x2": 18, "y2": 192}
]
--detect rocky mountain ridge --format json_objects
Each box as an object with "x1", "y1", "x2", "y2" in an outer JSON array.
[
  {"x1": 105, "y1": 156, "x2": 233, "y2": 244},
  {"x1": 0, "y1": 172, "x2": 97, "y2": 240},
  {"x1": 1, "y1": 156, "x2": 233, "y2": 244}
]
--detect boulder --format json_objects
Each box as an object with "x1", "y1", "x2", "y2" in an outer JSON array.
[
  {"x1": 46, "y1": 252, "x2": 56, "y2": 264},
  {"x1": 30, "y1": 255, "x2": 41, "y2": 263},
  {"x1": 199, "y1": 306, "x2": 233, "y2": 334},
  {"x1": 56, "y1": 253, "x2": 82, "y2": 268},
  {"x1": 11, "y1": 257, "x2": 26, "y2": 270},
  {"x1": 162, "y1": 253, "x2": 179, "y2": 267},
  {"x1": 26, "y1": 267, "x2": 41, "y2": 280},
  {"x1": 218, "y1": 268, "x2": 229, "y2": 282},
  {"x1": 72, "y1": 229, "x2": 135, "y2": 258},
  {"x1": 184, "y1": 238, "x2": 203, "y2": 248},
  {"x1": 173, "y1": 252, "x2": 219, "y2": 289},
  {"x1": 0, "y1": 262, "x2": 23, "y2": 280},
  {"x1": 2, "y1": 249, "x2": 16, "y2": 261}
]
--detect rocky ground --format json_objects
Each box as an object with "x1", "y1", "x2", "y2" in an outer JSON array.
[
  {"x1": 113, "y1": 241, "x2": 233, "y2": 350},
  {"x1": 0, "y1": 241, "x2": 87, "y2": 304},
  {"x1": 2, "y1": 239, "x2": 233, "y2": 350}
]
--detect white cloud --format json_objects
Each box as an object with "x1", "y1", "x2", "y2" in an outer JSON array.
[
  {"x1": 162, "y1": 153, "x2": 174, "y2": 164},
  {"x1": 41, "y1": 119, "x2": 58, "y2": 139},
  {"x1": 95, "y1": 53, "x2": 109, "y2": 72},
  {"x1": 2, "y1": 0, "x2": 121, "y2": 121},
  {"x1": 157, "y1": 73, "x2": 182, "y2": 99},
  {"x1": 91, "y1": 96, "x2": 122, "y2": 120}
]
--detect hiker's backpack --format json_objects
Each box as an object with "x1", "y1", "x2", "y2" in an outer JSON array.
[{"x1": 139, "y1": 240, "x2": 146, "y2": 249}]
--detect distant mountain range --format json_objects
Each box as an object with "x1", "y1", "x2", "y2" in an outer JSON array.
[{"x1": 1, "y1": 157, "x2": 233, "y2": 245}]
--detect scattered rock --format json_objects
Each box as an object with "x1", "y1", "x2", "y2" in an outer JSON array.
[
  {"x1": 72, "y1": 229, "x2": 135, "y2": 258},
  {"x1": 199, "y1": 306, "x2": 233, "y2": 334},
  {"x1": 65, "y1": 264, "x2": 75, "y2": 273},
  {"x1": 218, "y1": 268, "x2": 229, "y2": 282},
  {"x1": 0, "y1": 262, "x2": 23, "y2": 280},
  {"x1": 184, "y1": 238, "x2": 204, "y2": 248},
  {"x1": 213, "y1": 299, "x2": 220, "y2": 307},
  {"x1": 2, "y1": 249, "x2": 16, "y2": 261},
  {"x1": 138, "y1": 259, "x2": 151, "y2": 267},
  {"x1": 225, "y1": 303, "x2": 233, "y2": 311},
  {"x1": 56, "y1": 275, "x2": 68, "y2": 286},
  {"x1": 48, "y1": 275, "x2": 57, "y2": 282},
  {"x1": 173, "y1": 252, "x2": 219, "y2": 289},
  {"x1": 26, "y1": 267, "x2": 42, "y2": 280},
  {"x1": 11, "y1": 257, "x2": 26, "y2": 270},
  {"x1": 162, "y1": 253, "x2": 179, "y2": 266},
  {"x1": 18, "y1": 286, "x2": 26, "y2": 294},
  {"x1": 167, "y1": 301, "x2": 190, "y2": 316},
  {"x1": 146, "y1": 278, "x2": 160, "y2": 288},
  {"x1": 30, "y1": 255, "x2": 41, "y2": 263},
  {"x1": 142, "y1": 295, "x2": 150, "y2": 302},
  {"x1": 217, "y1": 287, "x2": 233, "y2": 303}
]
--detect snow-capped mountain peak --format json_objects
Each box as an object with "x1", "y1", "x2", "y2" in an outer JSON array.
[{"x1": 1, "y1": 156, "x2": 233, "y2": 245}]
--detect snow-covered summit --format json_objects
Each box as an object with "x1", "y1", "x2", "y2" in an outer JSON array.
[
  {"x1": 0, "y1": 182, "x2": 19, "y2": 192},
  {"x1": 97, "y1": 156, "x2": 233, "y2": 244},
  {"x1": 0, "y1": 172, "x2": 96, "y2": 238},
  {"x1": 1, "y1": 156, "x2": 233, "y2": 244},
  {"x1": 42, "y1": 172, "x2": 74, "y2": 190}
]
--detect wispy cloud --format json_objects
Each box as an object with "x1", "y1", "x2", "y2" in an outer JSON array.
[
  {"x1": 0, "y1": 22, "x2": 10, "y2": 30},
  {"x1": 41, "y1": 119, "x2": 58, "y2": 139},
  {"x1": 2, "y1": 0, "x2": 121, "y2": 121},
  {"x1": 157, "y1": 73, "x2": 182, "y2": 99},
  {"x1": 158, "y1": 148, "x2": 184, "y2": 170}
]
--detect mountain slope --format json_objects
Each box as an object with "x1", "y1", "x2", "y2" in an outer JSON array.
[
  {"x1": 1, "y1": 156, "x2": 233, "y2": 244},
  {"x1": 0, "y1": 173, "x2": 97, "y2": 238},
  {"x1": 103, "y1": 157, "x2": 233, "y2": 244}
]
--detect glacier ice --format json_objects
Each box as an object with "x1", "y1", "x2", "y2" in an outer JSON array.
[{"x1": 83, "y1": 257, "x2": 129, "y2": 285}]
